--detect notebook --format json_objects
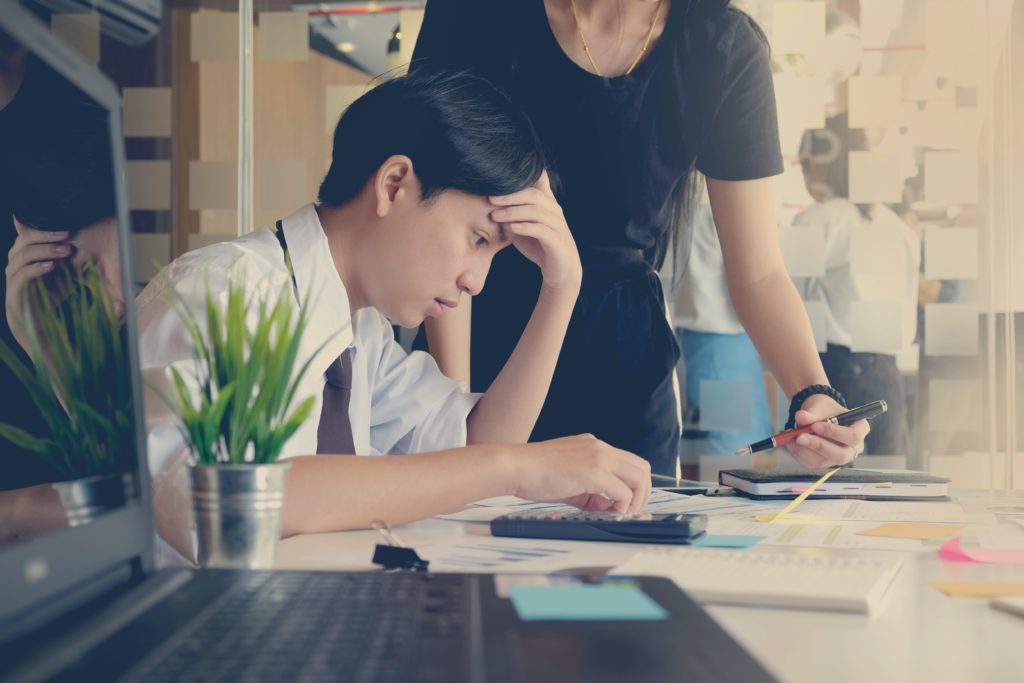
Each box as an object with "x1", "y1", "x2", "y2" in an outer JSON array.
[
  {"x1": 0, "y1": 7, "x2": 779, "y2": 682},
  {"x1": 720, "y1": 467, "x2": 950, "y2": 500},
  {"x1": 612, "y1": 547, "x2": 903, "y2": 615}
]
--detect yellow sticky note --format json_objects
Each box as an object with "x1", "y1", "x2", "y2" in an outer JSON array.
[
  {"x1": 930, "y1": 581, "x2": 1024, "y2": 599},
  {"x1": 756, "y1": 468, "x2": 841, "y2": 523},
  {"x1": 859, "y1": 523, "x2": 964, "y2": 541}
]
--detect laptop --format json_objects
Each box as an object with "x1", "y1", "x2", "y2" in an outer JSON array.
[{"x1": 0, "y1": 5, "x2": 777, "y2": 682}]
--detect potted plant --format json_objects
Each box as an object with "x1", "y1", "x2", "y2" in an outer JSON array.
[
  {"x1": 157, "y1": 275, "x2": 320, "y2": 569},
  {"x1": 0, "y1": 265, "x2": 136, "y2": 527}
]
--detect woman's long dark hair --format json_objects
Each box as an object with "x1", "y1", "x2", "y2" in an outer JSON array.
[{"x1": 660, "y1": 0, "x2": 768, "y2": 288}]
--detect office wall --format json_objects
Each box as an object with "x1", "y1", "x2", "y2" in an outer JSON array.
[{"x1": 35, "y1": 0, "x2": 1020, "y2": 486}]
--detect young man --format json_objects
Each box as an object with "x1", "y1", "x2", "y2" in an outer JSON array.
[{"x1": 138, "y1": 70, "x2": 651, "y2": 562}]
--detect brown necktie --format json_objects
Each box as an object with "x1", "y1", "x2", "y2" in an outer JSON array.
[{"x1": 316, "y1": 348, "x2": 356, "y2": 454}]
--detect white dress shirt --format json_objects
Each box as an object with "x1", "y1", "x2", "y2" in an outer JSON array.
[
  {"x1": 792, "y1": 199, "x2": 920, "y2": 353},
  {"x1": 662, "y1": 197, "x2": 746, "y2": 334},
  {"x1": 137, "y1": 204, "x2": 479, "y2": 562}
]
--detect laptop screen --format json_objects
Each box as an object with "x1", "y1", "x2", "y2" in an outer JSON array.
[{"x1": 0, "y1": 3, "x2": 153, "y2": 640}]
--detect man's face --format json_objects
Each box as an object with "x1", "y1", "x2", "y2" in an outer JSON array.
[{"x1": 364, "y1": 189, "x2": 510, "y2": 328}]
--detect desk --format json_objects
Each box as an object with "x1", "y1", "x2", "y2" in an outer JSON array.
[{"x1": 277, "y1": 494, "x2": 1024, "y2": 683}]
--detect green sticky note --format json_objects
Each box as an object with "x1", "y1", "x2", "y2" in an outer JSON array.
[
  {"x1": 691, "y1": 534, "x2": 765, "y2": 548},
  {"x1": 508, "y1": 584, "x2": 667, "y2": 621}
]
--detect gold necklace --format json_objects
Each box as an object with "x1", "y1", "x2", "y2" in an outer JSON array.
[{"x1": 569, "y1": 0, "x2": 665, "y2": 77}]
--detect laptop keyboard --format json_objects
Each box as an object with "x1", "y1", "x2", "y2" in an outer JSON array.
[{"x1": 120, "y1": 571, "x2": 471, "y2": 683}]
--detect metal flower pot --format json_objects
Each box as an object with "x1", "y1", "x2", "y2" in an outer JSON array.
[
  {"x1": 190, "y1": 463, "x2": 291, "y2": 569},
  {"x1": 52, "y1": 472, "x2": 135, "y2": 527}
]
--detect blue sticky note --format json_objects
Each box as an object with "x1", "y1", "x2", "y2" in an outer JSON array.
[
  {"x1": 508, "y1": 584, "x2": 667, "y2": 621},
  {"x1": 691, "y1": 534, "x2": 765, "y2": 549}
]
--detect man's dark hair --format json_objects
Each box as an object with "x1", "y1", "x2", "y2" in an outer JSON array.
[{"x1": 318, "y1": 69, "x2": 545, "y2": 206}]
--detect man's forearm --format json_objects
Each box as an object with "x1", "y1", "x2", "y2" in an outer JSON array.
[
  {"x1": 466, "y1": 285, "x2": 578, "y2": 444},
  {"x1": 730, "y1": 269, "x2": 830, "y2": 398},
  {"x1": 281, "y1": 445, "x2": 514, "y2": 536}
]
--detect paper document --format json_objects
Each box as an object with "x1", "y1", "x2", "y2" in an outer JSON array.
[
  {"x1": 973, "y1": 524, "x2": 1024, "y2": 549},
  {"x1": 858, "y1": 522, "x2": 964, "y2": 541},
  {"x1": 471, "y1": 495, "x2": 563, "y2": 508},
  {"x1": 645, "y1": 493, "x2": 774, "y2": 517},
  {"x1": 415, "y1": 535, "x2": 635, "y2": 574},
  {"x1": 435, "y1": 506, "x2": 528, "y2": 523},
  {"x1": 436, "y1": 495, "x2": 587, "y2": 522},
  {"x1": 790, "y1": 499, "x2": 997, "y2": 525},
  {"x1": 437, "y1": 491, "x2": 773, "y2": 523},
  {"x1": 706, "y1": 516, "x2": 930, "y2": 551}
]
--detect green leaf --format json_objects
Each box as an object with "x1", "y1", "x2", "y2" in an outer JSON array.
[
  {"x1": 0, "y1": 424, "x2": 52, "y2": 454},
  {"x1": 155, "y1": 270, "x2": 322, "y2": 467},
  {"x1": 0, "y1": 266, "x2": 133, "y2": 478}
]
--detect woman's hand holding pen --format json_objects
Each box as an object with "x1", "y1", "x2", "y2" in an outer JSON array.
[
  {"x1": 786, "y1": 393, "x2": 870, "y2": 467},
  {"x1": 489, "y1": 170, "x2": 582, "y2": 296}
]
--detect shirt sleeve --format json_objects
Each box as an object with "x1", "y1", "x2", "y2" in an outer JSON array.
[
  {"x1": 136, "y1": 267, "x2": 204, "y2": 567},
  {"x1": 696, "y1": 11, "x2": 784, "y2": 182},
  {"x1": 365, "y1": 317, "x2": 480, "y2": 455}
]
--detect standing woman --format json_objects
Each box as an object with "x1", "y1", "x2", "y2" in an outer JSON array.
[{"x1": 412, "y1": 0, "x2": 867, "y2": 475}]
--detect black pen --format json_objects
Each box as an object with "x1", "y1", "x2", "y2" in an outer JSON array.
[{"x1": 735, "y1": 400, "x2": 888, "y2": 455}]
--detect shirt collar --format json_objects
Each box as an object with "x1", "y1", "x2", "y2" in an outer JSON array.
[{"x1": 278, "y1": 203, "x2": 353, "y2": 349}]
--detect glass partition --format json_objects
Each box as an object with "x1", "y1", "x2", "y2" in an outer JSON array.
[{"x1": 5, "y1": 0, "x2": 1018, "y2": 496}]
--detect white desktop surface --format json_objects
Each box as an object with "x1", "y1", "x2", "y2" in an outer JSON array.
[{"x1": 276, "y1": 496, "x2": 1024, "y2": 683}]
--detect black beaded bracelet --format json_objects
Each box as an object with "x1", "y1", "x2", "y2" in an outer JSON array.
[{"x1": 785, "y1": 384, "x2": 847, "y2": 430}]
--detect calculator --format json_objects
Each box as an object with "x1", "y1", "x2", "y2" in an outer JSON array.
[{"x1": 490, "y1": 511, "x2": 708, "y2": 545}]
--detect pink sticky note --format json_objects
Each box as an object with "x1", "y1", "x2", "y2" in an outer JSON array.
[{"x1": 939, "y1": 537, "x2": 1024, "y2": 565}]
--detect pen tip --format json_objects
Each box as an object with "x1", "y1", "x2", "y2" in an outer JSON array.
[{"x1": 735, "y1": 447, "x2": 751, "y2": 456}]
